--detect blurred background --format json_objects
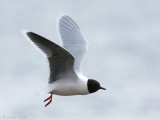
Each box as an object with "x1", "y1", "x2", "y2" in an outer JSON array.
[{"x1": 0, "y1": 0, "x2": 160, "y2": 120}]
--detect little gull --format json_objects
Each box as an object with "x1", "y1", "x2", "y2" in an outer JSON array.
[{"x1": 21, "y1": 15, "x2": 106, "y2": 107}]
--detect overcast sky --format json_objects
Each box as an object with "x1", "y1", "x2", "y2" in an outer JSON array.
[{"x1": 0, "y1": 0, "x2": 160, "y2": 120}]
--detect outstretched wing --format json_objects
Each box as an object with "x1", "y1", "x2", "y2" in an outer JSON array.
[
  {"x1": 22, "y1": 31, "x2": 78, "y2": 83},
  {"x1": 58, "y1": 15, "x2": 88, "y2": 75}
]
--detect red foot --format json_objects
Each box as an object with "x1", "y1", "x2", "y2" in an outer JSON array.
[{"x1": 44, "y1": 94, "x2": 52, "y2": 107}]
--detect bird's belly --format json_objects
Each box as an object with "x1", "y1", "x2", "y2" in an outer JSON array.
[{"x1": 51, "y1": 82, "x2": 89, "y2": 96}]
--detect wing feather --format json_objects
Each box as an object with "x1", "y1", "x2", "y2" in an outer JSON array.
[
  {"x1": 22, "y1": 31, "x2": 78, "y2": 83},
  {"x1": 58, "y1": 15, "x2": 88, "y2": 74}
]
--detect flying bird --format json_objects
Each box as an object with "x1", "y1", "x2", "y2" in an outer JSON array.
[{"x1": 21, "y1": 15, "x2": 106, "y2": 107}]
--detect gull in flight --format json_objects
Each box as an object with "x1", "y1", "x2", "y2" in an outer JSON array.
[{"x1": 21, "y1": 15, "x2": 106, "y2": 107}]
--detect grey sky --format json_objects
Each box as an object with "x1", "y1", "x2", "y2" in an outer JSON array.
[{"x1": 0, "y1": 0, "x2": 160, "y2": 120}]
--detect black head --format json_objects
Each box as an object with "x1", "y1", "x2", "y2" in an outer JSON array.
[{"x1": 87, "y1": 79, "x2": 106, "y2": 93}]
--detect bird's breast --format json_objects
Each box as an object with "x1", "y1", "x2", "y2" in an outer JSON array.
[{"x1": 50, "y1": 80, "x2": 89, "y2": 96}]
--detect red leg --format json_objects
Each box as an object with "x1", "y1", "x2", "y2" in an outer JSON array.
[{"x1": 44, "y1": 94, "x2": 52, "y2": 107}]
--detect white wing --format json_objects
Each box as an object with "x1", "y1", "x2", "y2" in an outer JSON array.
[{"x1": 57, "y1": 15, "x2": 88, "y2": 75}]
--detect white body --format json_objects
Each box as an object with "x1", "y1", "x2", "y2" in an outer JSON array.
[{"x1": 49, "y1": 75, "x2": 89, "y2": 96}]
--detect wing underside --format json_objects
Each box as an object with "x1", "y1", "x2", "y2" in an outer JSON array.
[{"x1": 22, "y1": 31, "x2": 78, "y2": 83}]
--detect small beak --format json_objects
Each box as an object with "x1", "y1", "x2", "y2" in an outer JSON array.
[{"x1": 99, "y1": 86, "x2": 106, "y2": 90}]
